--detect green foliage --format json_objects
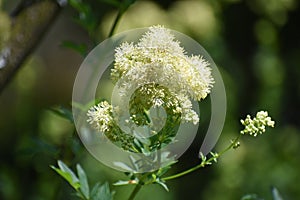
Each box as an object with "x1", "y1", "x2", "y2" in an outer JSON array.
[
  {"x1": 51, "y1": 160, "x2": 80, "y2": 190},
  {"x1": 241, "y1": 187, "x2": 284, "y2": 200},
  {"x1": 18, "y1": 136, "x2": 60, "y2": 157},
  {"x1": 241, "y1": 194, "x2": 263, "y2": 200},
  {"x1": 68, "y1": 0, "x2": 98, "y2": 34},
  {"x1": 49, "y1": 105, "x2": 74, "y2": 123},
  {"x1": 67, "y1": 0, "x2": 136, "y2": 38},
  {"x1": 271, "y1": 187, "x2": 284, "y2": 200},
  {"x1": 113, "y1": 159, "x2": 177, "y2": 192},
  {"x1": 51, "y1": 160, "x2": 115, "y2": 200},
  {"x1": 61, "y1": 41, "x2": 88, "y2": 57},
  {"x1": 77, "y1": 164, "x2": 90, "y2": 199},
  {"x1": 91, "y1": 182, "x2": 114, "y2": 200}
]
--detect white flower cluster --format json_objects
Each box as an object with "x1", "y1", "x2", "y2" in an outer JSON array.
[
  {"x1": 240, "y1": 111, "x2": 275, "y2": 136},
  {"x1": 111, "y1": 25, "x2": 214, "y2": 124},
  {"x1": 87, "y1": 101, "x2": 113, "y2": 132},
  {"x1": 86, "y1": 26, "x2": 215, "y2": 152}
]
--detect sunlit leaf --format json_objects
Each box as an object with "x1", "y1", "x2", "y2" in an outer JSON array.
[
  {"x1": 155, "y1": 179, "x2": 169, "y2": 192},
  {"x1": 51, "y1": 160, "x2": 80, "y2": 190},
  {"x1": 272, "y1": 187, "x2": 284, "y2": 200},
  {"x1": 113, "y1": 161, "x2": 135, "y2": 172},
  {"x1": 77, "y1": 164, "x2": 90, "y2": 199},
  {"x1": 241, "y1": 194, "x2": 263, "y2": 200}
]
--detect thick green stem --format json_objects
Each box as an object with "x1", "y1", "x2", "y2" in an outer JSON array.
[
  {"x1": 128, "y1": 184, "x2": 142, "y2": 200},
  {"x1": 127, "y1": 171, "x2": 155, "y2": 200}
]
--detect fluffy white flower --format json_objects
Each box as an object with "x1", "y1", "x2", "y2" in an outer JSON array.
[
  {"x1": 112, "y1": 25, "x2": 214, "y2": 102},
  {"x1": 86, "y1": 26, "x2": 215, "y2": 152},
  {"x1": 137, "y1": 25, "x2": 184, "y2": 55},
  {"x1": 111, "y1": 25, "x2": 214, "y2": 124}
]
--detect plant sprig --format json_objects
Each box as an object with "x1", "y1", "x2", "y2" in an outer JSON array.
[{"x1": 51, "y1": 160, "x2": 115, "y2": 200}]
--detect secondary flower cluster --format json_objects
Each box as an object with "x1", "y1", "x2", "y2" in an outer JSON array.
[
  {"x1": 240, "y1": 111, "x2": 275, "y2": 136},
  {"x1": 87, "y1": 101, "x2": 113, "y2": 133}
]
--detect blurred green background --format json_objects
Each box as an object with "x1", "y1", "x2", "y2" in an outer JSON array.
[{"x1": 0, "y1": 0, "x2": 299, "y2": 199}]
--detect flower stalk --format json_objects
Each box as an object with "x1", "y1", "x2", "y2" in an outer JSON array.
[
  {"x1": 162, "y1": 111, "x2": 274, "y2": 181},
  {"x1": 128, "y1": 184, "x2": 142, "y2": 200},
  {"x1": 162, "y1": 135, "x2": 241, "y2": 181}
]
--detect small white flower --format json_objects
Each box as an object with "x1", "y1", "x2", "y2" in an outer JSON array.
[
  {"x1": 153, "y1": 98, "x2": 164, "y2": 107},
  {"x1": 87, "y1": 101, "x2": 113, "y2": 132},
  {"x1": 183, "y1": 109, "x2": 199, "y2": 125},
  {"x1": 240, "y1": 111, "x2": 275, "y2": 136}
]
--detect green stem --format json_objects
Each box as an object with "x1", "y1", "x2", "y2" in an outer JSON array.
[
  {"x1": 162, "y1": 135, "x2": 241, "y2": 181},
  {"x1": 108, "y1": 0, "x2": 136, "y2": 37},
  {"x1": 162, "y1": 162, "x2": 205, "y2": 181},
  {"x1": 127, "y1": 171, "x2": 153, "y2": 200},
  {"x1": 78, "y1": 190, "x2": 89, "y2": 200},
  {"x1": 128, "y1": 184, "x2": 142, "y2": 200},
  {"x1": 108, "y1": 9, "x2": 123, "y2": 37}
]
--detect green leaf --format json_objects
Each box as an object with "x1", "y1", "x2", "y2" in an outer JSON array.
[
  {"x1": 18, "y1": 137, "x2": 59, "y2": 157},
  {"x1": 240, "y1": 194, "x2": 263, "y2": 200},
  {"x1": 156, "y1": 163, "x2": 174, "y2": 178},
  {"x1": 91, "y1": 182, "x2": 101, "y2": 199},
  {"x1": 77, "y1": 164, "x2": 90, "y2": 199},
  {"x1": 199, "y1": 152, "x2": 207, "y2": 161},
  {"x1": 70, "y1": 136, "x2": 83, "y2": 155},
  {"x1": 113, "y1": 161, "x2": 135, "y2": 172},
  {"x1": 49, "y1": 106, "x2": 74, "y2": 123},
  {"x1": 68, "y1": 0, "x2": 89, "y2": 13},
  {"x1": 68, "y1": 0, "x2": 98, "y2": 33},
  {"x1": 272, "y1": 187, "x2": 284, "y2": 200},
  {"x1": 155, "y1": 179, "x2": 169, "y2": 192},
  {"x1": 91, "y1": 182, "x2": 114, "y2": 200},
  {"x1": 61, "y1": 41, "x2": 87, "y2": 56},
  {"x1": 58, "y1": 160, "x2": 79, "y2": 184},
  {"x1": 96, "y1": 0, "x2": 120, "y2": 7},
  {"x1": 51, "y1": 160, "x2": 80, "y2": 190},
  {"x1": 128, "y1": 155, "x2": 140, "y2": 172}
]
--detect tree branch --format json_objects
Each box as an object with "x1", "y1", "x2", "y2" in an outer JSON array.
[{"x1": 0, "y1": 0, "x2": 61, "y2": 94}]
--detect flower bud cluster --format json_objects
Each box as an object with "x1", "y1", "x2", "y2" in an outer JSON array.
[{"x1": 240, "y1": 111, "x2": 275, "y2": 136}]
